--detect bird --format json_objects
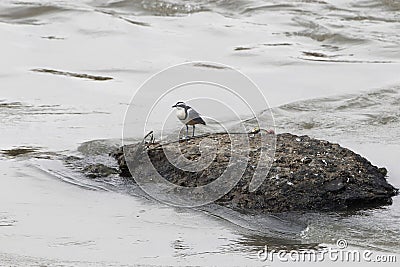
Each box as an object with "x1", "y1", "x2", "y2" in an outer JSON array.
[{"x1": 172, "y1": 101, "x2": 206, "y2": 138}]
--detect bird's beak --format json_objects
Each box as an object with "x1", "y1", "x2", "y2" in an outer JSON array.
[{"x1": 172, "y1": 104, "x2": 176, "y2": 108}]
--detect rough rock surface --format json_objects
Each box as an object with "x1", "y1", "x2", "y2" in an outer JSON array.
[
  {"x1": 82, "y1": 163, "x2": 118, "y2": 178},
  {"x1": 110, "y1": 132, "x2": 398, "y2": 213}
]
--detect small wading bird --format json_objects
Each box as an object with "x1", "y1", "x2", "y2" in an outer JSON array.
[{"x1": 172, "y1": 101, "x2": 206, "y2": 138}]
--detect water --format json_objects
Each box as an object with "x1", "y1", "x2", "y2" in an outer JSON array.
[{"x1": 1, "y1": 0, "x2": 400, "y2": 265}]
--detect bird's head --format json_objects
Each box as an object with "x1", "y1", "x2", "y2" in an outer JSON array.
[{"x1": 172, "y1": 101, "x2": 186, "y2": 109}]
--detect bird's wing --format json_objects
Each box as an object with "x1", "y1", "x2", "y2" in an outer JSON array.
[{"x1": 186, "y1": 107, "x2": 201, "y2": 120}]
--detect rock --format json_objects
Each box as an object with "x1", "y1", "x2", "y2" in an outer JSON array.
[
  {"x1": 301, "y1": 156, "x2": 312, "y2": 164},
  {"x1": 82, "y1": 163, "x2": 118, "y2": 178},
  {"x1": 324, "y1": 178, "x2": 346, "y2": 192},
  {"x1": 110, "y1": 132, "x2": 398, "y2": 213}
]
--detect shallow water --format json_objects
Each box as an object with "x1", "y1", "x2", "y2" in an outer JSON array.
[{"x1": 1, "y1": 0, "x2": 400, "y2": 265}]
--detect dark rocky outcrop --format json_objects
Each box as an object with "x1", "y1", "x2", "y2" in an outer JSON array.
[
  {"x1": 82, "y1": 163, "x2": 118, "y2": 178},
  {"x1": 110, "y1": 132, "x2": 398, "y2": 213}
]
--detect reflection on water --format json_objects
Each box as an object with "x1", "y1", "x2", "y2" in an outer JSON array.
[{"x1": 230, "y1": 234, "x2": 322, "y2": 252}]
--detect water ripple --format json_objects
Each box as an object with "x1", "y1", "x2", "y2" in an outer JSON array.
[{"x1": 272, "y1": 86, "x2": 400, "y2": 144}]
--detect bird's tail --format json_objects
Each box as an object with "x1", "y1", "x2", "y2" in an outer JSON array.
[{"x1": 193, "y1": 117, "x2": 206, "y2": 125}]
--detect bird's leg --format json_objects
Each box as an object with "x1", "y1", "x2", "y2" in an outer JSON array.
[
  {"x1": 192, "y1": 125, "x2": 195, "y2": 137},
  {"x1": 186, "y1": 124, "x2": 189, "y2": 139}
]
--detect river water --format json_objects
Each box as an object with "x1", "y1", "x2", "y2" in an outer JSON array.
[{"x1": 1, "y1": 0, "x2": 400, "y2": 266}]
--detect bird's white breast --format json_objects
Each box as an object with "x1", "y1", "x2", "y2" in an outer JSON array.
[{"x1": 175, "y1": 107, "x2": 187, "y2": 121}]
